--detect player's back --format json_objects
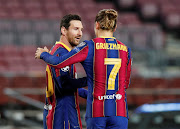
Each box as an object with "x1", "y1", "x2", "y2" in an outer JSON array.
[{"x1": 84, "y1": 37, "x2": 130, "y2": 118}]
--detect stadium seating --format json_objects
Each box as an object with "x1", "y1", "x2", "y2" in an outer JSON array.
[
  {"x1": 118, "y1": 13, "x2": 141, "y2": 25},
  {"x1": 170, "y1": 78, "x2": 180, "y2": 88},
  {"x1": 11, "y1": 76, "x2": 34, "y2": 88},
  {"x1": 147, "y1": 78, "x2": 168, "y2": 88},
  {"x1": 0, "y1": 76, "x2": 11, "y2": 104},
  {"x1": 0, "y1": 8, "x2": 9, "y2": 18},
  {"x1": 10, "y1": 8, "x2": 26, "y2": 19},
  {"x1": 32, "y1": 21, "x2": 50, "y2": 32},
  {"x1": 0, "y1": 32, "x2": 15, "y2": 45},
  {"x1": 46, "y1": 9, "x2": 63, "y2": 19},
  {"x1": 10, "y1": 76, "x2": 44, "y2": 103},
  {"x1": 19, "y1": 32, "x2": 38, "y2": 45},
  {"x1": 40, "y1": 32, "x2": 55, "y2": 45},
  {"x1": 20, "y1": 45, "x2": 37, "y2": 57},
  {"x1": 34, "y1": 76, "x2": 46, "y2": 88},
  {"x1": 117, "y1": 0, "x2": 136, "y2": 9},
  {"x1": 6, "y1": 0, "x2": 21, "y2": 9},
  {"x1": 0, "y1": 20, "x2": 14, "y2": 32},
  {"x1": 14, "y1": 20, "x2": 32, "y2": 32},
  {"x1": 130, "y1": 77, "x2": 147, "y2": 88},
  {"x1": 136, "y1": 0, "x2": 180, "y2": 29},
  {"x1": 27, "y1": 9, "x2": 45, "y2": 19},
  {"x1": 170, "y1": 78, "x2": 180, "y2": 100},
  {"x1": 134, "y1": 94, "x2": 155, "y2": 106}
]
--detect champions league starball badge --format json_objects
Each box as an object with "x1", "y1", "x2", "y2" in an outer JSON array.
[{"x1": 61, "y1": 66, "x2": 70, "y2": 72}]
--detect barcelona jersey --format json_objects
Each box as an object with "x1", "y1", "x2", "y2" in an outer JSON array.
[
  {"x1": 41, "y1": 37, "x2": 132, "y2": 118},
  {"x1": 43, "y1": 42, "x2": 87, "y2": 129}
]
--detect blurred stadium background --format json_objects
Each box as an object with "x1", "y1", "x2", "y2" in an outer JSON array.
[{"x1": 0, "y1": 0, "x2": 179, "y2": 129}]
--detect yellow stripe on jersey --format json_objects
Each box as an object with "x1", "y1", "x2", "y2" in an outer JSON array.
[
  {"x1": 100, "y1": 36, "x2": 116, "y2": 39},
  {"x1": 56, "y1": 41, "x2": 71, "y2": 52},
  {"x1": 46, "y1": 66, "x2": 54, "y2": 97}
]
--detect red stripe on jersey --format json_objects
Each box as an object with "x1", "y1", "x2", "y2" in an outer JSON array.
[
  {"x1": 50, "y1": 44, "x2": 63, "y2": 55},
  {"x1": 55, "y1": 46, "x2": 89, "y2": 69},
  {"x1": 50, "y1": 45, "x2": 62, "y2": 77},
  {"x1": 55, "y1": 68, "x2": 60, "y2": 77},
  {"x1": 46, "y1": 95, "x2": 56, "y2": 129},
  {"x1": 116, "y1": 40, "x2": 128, "y2": 117},
  {"x1": 73, "y1": 64, "x2": 76, "y2": 78},
  {"x1": 68, "y1": 120, "x2": 70, "y2": 129},
  {"x1": 73, "y1": 65, "x2": 82, "y2": 129},
  {"x1": 50, "y1": 43, "x2": 72, "y2": 78},
  {"x1": 92, "y1": 38, "x2": 107, "y2": 117},
  {"x1": 74, "y1": 91, "x2": 82, "y2": 129},
  {"x1": 55, "y1": 54, "x2": 61, "y2": 77}
]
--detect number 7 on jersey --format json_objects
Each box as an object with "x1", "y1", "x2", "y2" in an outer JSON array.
[{"x1": 104, "y1": 58, "x2": 122, "y2": 90}]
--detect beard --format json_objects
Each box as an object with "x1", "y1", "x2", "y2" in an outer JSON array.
[
  {"x1": 68, "y1": 37, "x2": 80, "y2": 47},
  {"x1": 66, "y1": 31, "x2": 81, "y2": 47}
]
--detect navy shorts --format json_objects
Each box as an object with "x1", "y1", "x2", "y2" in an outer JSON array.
[
  {"x1": 86, "y1": 116, "x2": 128, "y2": 129},
  {"x1": 43, "y1": 103, "x2": 82, "y2": 129}
]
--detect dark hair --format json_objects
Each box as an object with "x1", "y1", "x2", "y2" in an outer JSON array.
[
  {"x1": 60, "y1": 14, "x2": 81, "y2": 30},
  {"x1": 95, "y1": 9, "x2": 117, "y2": 31}
]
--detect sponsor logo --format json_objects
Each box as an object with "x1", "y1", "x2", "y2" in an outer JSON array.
[
  {"x1": 61, "y1": 66, "x2": 69, "y2": 72},
  {"x1": 98, "y1": 94, "x2": 122, "y2": 100}
]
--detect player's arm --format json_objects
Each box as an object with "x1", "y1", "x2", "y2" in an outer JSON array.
[
  {"x1": 78, "y1": 88, "x2": 88, "y2": 99},
  {"x1": 125, "y1": 47, "x2": 132, "y2": 89},
  {"x1": 36, "y1": 42, "x2": 89, "y2": 69},
  {"x1": 61, "y1": 75, "x2": 87, "y2": 89},
  {"x1": 53, "y1": 48, "x2": 87, "y2": 89}
]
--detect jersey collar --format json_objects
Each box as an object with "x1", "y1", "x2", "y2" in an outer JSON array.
[
  {"x1": 100, "y1": 36, "x2": 116, "y2": 39},
  {"x1": 55, "y1": 41, "x2": 71, "y2": 52}
]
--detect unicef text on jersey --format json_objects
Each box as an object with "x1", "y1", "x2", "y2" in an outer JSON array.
[{"x1": 98, "y1": 94, "x2": 122, "y2": 100}]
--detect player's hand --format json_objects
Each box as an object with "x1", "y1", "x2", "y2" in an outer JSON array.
[
  {"x1": 44, "y1": 46, "x2": 49, "y2": 53},
  {"x1": 35, "y1": 47, "x2": 49, "y2": 59}
]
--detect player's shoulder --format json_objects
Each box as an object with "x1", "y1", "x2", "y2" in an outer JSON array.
[
  {"x1": 83, "y1": 39, "x2": 96, "y2": 47},
  {"x1": 76, "y1": 41, "x2": 89, "y2": 48},
  {"x1": 116, "y1": 40, "x2": 126, "y2": 46},
  {"x1": 117, "y1": 40, "x2": 131, "y2": 51},
  {"x1": 84, "y1": 39, "x2": 95, "y2": 43},
  {"x1": 51, "y1": 44, "x2": 69, "y2": 55},
  {"x1": 54, "y1": 43, "x2": 67, "y2": 50},
  {"x1": 71, "y1": 41, "x2": 89, "y2": 53}
]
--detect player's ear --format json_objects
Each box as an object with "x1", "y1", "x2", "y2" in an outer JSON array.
[
  {"x1": 113, "y1": 25, "x2": 117, "y2": 32},
  {"x1": 61, "y1": 26, "x2": 67, "y2": 36},
  {"x1": 95, "y1": 22, "x2": 100, "y2": 29}
]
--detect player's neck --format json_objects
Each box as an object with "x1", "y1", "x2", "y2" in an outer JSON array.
[
  {"x1": 97, "y1": 30, "x2": 113, "y2": 38},
  {"x1": 59, "y1": 36, "x2": 73, "y2": 49}
]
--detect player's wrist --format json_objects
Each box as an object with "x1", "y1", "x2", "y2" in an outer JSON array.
[{"x1": 40, "y1": 51, "x2": 48, "y2": 59}]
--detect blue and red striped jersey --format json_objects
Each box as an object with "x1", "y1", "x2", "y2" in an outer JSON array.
[
  {"x1": 44, "y1": 42, "x2": 87, "y2": 129},
  {"x1": 41, "y1": 37, "x2": 132, "y2": 118}
]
